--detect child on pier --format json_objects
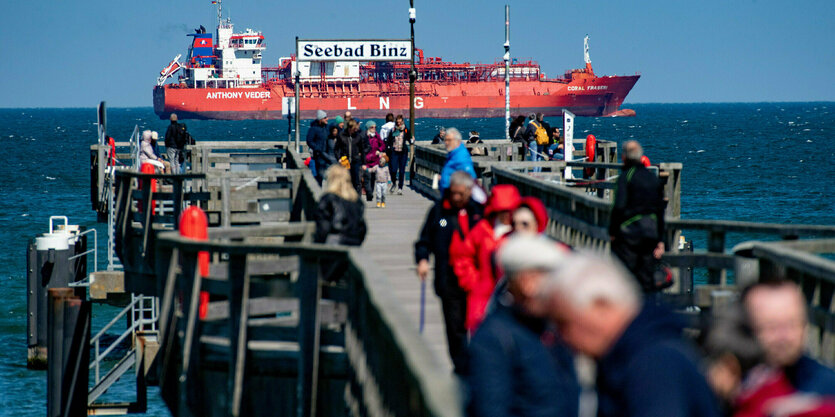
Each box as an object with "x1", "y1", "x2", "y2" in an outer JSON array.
[{"x1": 369, "y1": 155, "x2": 391, "y2": 208}]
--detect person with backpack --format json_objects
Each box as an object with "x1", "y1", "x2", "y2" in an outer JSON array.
[
  {"x1": 164, "y1": 113, "x2": 184, "y2": 173},
  {"x1": 523, "y1": 113, "x2": 549, "y2": 164}
]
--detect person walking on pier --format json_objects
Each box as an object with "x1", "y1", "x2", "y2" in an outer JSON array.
[
  {"x1": 439, "y1": 128, "x2": 476, "y2": 194},
  {"x1": 450, "y1": 184, "x2": 521, "y2": 333},
  {"x1": 361, "y1": 120, "x2": 385, "y2": 202},
  {"x1": 414, "y1": 171, "x2": 484, "y2": 373},
  {"x1": 609, "y1": 140, "x2": 668, "y2": 293},
  {"x1": 386, "y1": 115, "x2": 411, "y2": 194},
  {"x1": 314, "y1": 165, "x2": 367, "y2": 246},
  {"x1": 545, "y1": 253, "x2": 721, "y2": 417},
  {"x1": 306, "y1": 110, "x2": 332, "y2": 185},
  {"x1": 742, "y1": 280, "x2": 835, "y2": 396},
  {"x1": 164, "y1": 113, "x2": 184, "y2": 173},
  {"x1": 335, "y1": 119, "x2": 368, "y2": 195},
  {"x1": 468, "y1": 235, "x2": 578, "y2": 417}
]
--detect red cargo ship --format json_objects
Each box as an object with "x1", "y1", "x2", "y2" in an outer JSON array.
[{"x1": 153, "y1": 6, "x2": 639, "y2": 120}]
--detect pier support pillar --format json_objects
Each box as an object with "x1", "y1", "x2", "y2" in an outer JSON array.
[{"x1": 46, "y1": 288, "x2": 90, "y2": 417}]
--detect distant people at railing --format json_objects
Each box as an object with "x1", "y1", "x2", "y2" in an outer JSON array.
[
  {"x1": 543, "y1": 253, "x2": 721, "y2": 417},
  {"x1": 414, "y1": 171, "x2": 484, "y2": 373},
  {"x1": 439, "y1": 127, "x2": 476, "y2": 194},
  {"x1": 165, "y1": 113, "x2": 184, "y2": 173},
  {"x1": 609, "y1": 140, "x2": 668, "y2": 293},
  {"x1": 467, "y1": 235, "x2": 579, "y2": 417},
  {"x1": 386, "y1": 115, "x2": 411, "y2": 195},
  {"x1": 548, "y1": 127, "x2": 564, "y2": 160},
  {"x1": 306, "y1": 110, "x2": 333, "y2": 185},
  {"x1": 139, "y1": 129, "x2": 170, "y2": 173},
  {"x1": 314, "y1": 165, "x2": 367, "y2": 246},
  {"x1": 467, "y1": 131, "x2": 489, "y2": 157},
  {"x1": 431, "y1": 127, "x2": 446, "y2": 145},
  {"x1": 335, "y1": 119, "x2": 368, "y2": 195}
]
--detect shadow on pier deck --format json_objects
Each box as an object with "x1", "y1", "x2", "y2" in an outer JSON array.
[{"x1": 85, "y1": 136, "x2": 835, "y2": 416}]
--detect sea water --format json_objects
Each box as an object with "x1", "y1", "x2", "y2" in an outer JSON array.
[{"x1": 1, "y1": 103, "x2": 833, "y2": 414}]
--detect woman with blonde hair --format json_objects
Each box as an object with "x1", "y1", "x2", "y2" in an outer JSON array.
[{"x1": 314, "y1": 165, "x2": 367, "y2": 246}]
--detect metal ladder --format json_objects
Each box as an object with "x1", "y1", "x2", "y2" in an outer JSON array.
[{"x1": 87, "y1": 294, "x2": 157, "y2": 408}]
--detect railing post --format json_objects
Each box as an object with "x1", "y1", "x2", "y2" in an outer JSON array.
[
  {"x1": 297, "y1": 254, "x2": 323, "y2": 417},
  {"x1": 47, "y1": 288, "x2": 90, "y2": 417},
  {"x1": 227, "y1": 254, "x2": 250, "y2": 417},
  {"x1": 708, "y1": 230, "x2": 726, "y2": 285}
]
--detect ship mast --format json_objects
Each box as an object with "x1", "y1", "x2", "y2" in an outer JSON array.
[
  {"x1": 584, "y1": 34, "x2": 594, "y2": 74},
  {"x1": 216, "y1": 0, "x2": 223, "y2": 27}
]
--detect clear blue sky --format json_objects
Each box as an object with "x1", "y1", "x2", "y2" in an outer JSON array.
[{"x1": 1, "y1": 0, "x2": 833, "y2": 107}]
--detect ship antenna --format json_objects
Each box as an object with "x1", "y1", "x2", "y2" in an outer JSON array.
[
  {"x1": 584, "y1": 34, "x2": 591, "y2": 65},
  {"x1": 216, "y1": 0, "x2": 222, "y2": 26}
]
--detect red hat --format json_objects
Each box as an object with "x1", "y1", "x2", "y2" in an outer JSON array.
[
  {"x1": 518, "y1": 196, "x2": 548, "y2": 234},
  {"x1": 485, "y1": 185, "x2": 522, "y2": 217}
]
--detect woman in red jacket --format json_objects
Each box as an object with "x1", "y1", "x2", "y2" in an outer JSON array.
[{"x1": 450, "y1": 184, "x2": 521, "y2": 333}]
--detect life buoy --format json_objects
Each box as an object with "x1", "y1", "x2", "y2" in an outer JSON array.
[
  {"x1": 641, "y1": 155, "x2": 651, "y2": 167},
  {"x1": 583, "y1": 134, "x2": 596, "y2": 178}
]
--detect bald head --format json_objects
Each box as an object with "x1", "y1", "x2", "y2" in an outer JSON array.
[
  {"x1": 622, "y1": 140, "x2": 643, "y2": 164},
  {"x1": 170, "y1": 113, "x2": 178, "y2": 122}
]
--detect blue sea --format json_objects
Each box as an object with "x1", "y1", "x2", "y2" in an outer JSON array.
[{"x1": 1, "y1": 103, "x2": 834, "y2": 414}]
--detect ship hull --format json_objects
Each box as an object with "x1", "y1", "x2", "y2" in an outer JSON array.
[{"x1": 154, "y1": 75, "x2": 639, "y2": 120}]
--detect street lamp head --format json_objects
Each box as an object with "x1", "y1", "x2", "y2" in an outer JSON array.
[{"x1": 409, "y1": 7, "x2": 416, "y2": 23}]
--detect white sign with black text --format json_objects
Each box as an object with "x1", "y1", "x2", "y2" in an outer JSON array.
[{"x1": 296, "y1": 40, "x2": 411, "y2": 62}]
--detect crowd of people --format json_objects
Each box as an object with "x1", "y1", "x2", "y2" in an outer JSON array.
[
  {"x1": 306, "y1": 110, "x2": 416, "y2": 201},
  {"x1": 412, "y1": 166, "x2": 835, "y2": 416}
]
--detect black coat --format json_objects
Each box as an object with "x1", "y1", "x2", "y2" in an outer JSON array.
[
  {"x1": 306, "y1": 119, "x2": 332, "y2": 164},
  {"x1": 609, "y1": 162, "x2": 666, "y2": 242},
  {"x1": 314, "y1": 193, "x2": 367, "y2": 246},
  {"x1": 414, "y1": 195, "x2": 483, "y2": 296},
  {"x1": 467, "y1": 303, "x2": 579, "y2": 417},
  {"x1": 596, "y1": 303, "x2": 721, "y2": 417},
  {"x1": 165, "y1": 121, "x2": 182, "y2": 149},
  {"x1": 335, "y1": 130, "x2": 368, "y2": 164}
]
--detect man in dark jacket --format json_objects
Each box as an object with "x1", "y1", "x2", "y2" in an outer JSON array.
[
  {"x1": 335, "y1": 119, "x2": 368, "y2": 194},
  {"x1": 546, "y1": 253, "x2": 720, "y2": 417},
  {"x1": 306, "y1": 110, "x2": 332, "y2": 185},
  {"x1": 415, "y1": 171, "x2": 483, "y2": 373},
  {"x1": 743, "y1": 280, "x2": 835, "y2": 396},
  {"x1": 164, "y1": 113, "x2": 183, "y2": 173},
  {"x1": 467, "y1": 235, "x2": 578, "y2": 417},
  {"x1": 609, "y1": 140, "x2": 667, "y2": 292}
]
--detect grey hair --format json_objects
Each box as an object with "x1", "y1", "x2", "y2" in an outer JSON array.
[
  {"x1": 449, "y1": 170, "x2": 475, "y2": 188},
  {"x1": 499, "y1": 235, "x2": 568, "y2": 278},
  {"x1": 623, "y1": 140, "x2": 644, "y2": 164},
  {"x1": 445, "y1": 127, "x2": 462, "y2": 143},
  {"x1": 542, "y1": 251, "x2": 641, "y2": 309}
]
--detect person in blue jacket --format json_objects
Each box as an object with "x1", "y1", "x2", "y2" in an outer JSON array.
[
  {"x1": 439, "y1": 127, "x2": 476, "y2": 193},
  {"x1": 306, "y1": 110, "x2": 334, "y2": 185},
  {"x1": 743, "y1": 280, "x2": 835, "y2": 396},
  {"x1": 467, "y1": 235, "x2": 578, "y2": 417},
  {"x1": 546, "y1": 253, "x2": 720, "y2": 417}
]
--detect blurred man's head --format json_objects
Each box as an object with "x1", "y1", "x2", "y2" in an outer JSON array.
[
  {"x1": 701, "y1": 304, "x2": 765, "y2": 401},
  {"x1": 742, "y1": 281, "x2": 807, "y2": 368},
  {"x1": 622, "y1": 140, "x2": 644, "y2": 165},
  {"x1": 170, "y1": 113, "x2": 178, "y2": 122},
  {"x1": 499, "y1": 235, "x2": 568, "y2": 317},
  {"x1": 444, "y1": 127, "x2": 463, "y2": 151},
  {"x1": 544, "y1": 253, "x2": 642, "y2": 358},
  {"x1": 448, "y1": 171, "x2": 474, "y2": 208}
]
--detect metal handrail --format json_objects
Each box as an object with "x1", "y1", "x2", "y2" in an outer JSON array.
[
  {"x1": 89, "y1": 294, "x2": 158, "y2": 384},
  {"x1": 128, "y1": 125, "x2": 141, "y2": 171}
]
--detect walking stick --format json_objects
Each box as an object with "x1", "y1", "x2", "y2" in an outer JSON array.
[{"x1": 419, "y1": 279, "x2": 426, "y2": 334}]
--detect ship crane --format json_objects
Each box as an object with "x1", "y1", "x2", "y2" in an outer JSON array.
[
  {"x1": 157, "y1": 54, "x2": 183, "y2": 86},
  {"x1": 584, "y1": 35, "x2": 594, "y2": 75}
]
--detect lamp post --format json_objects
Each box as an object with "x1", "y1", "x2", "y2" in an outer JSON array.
[
  {"x1": 409, "y1": 2, "x2": 416, "y2": 141},
  {"x1": 504, "y1": 5, "x2": 510, "y2": 141},
  {"x1": 294, "y1": 36, "x2": 301, "y2": 152}
]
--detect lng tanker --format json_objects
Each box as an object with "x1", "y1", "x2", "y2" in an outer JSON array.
[{"x1": 153, "y1": 4, "x2": 639, "y2": 120}]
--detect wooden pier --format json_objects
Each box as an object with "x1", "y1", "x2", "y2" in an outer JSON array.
[{"x1": 72, "y1": 134, "x2": 835, "y2": 415}]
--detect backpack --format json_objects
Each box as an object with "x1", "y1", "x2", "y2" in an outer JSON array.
[
  {"x1": 175, "y1": 124, "x2": 190, "y2": 149},
  {"x1": 532, "y1": 121, "x2": 549, "y2": 146}
]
